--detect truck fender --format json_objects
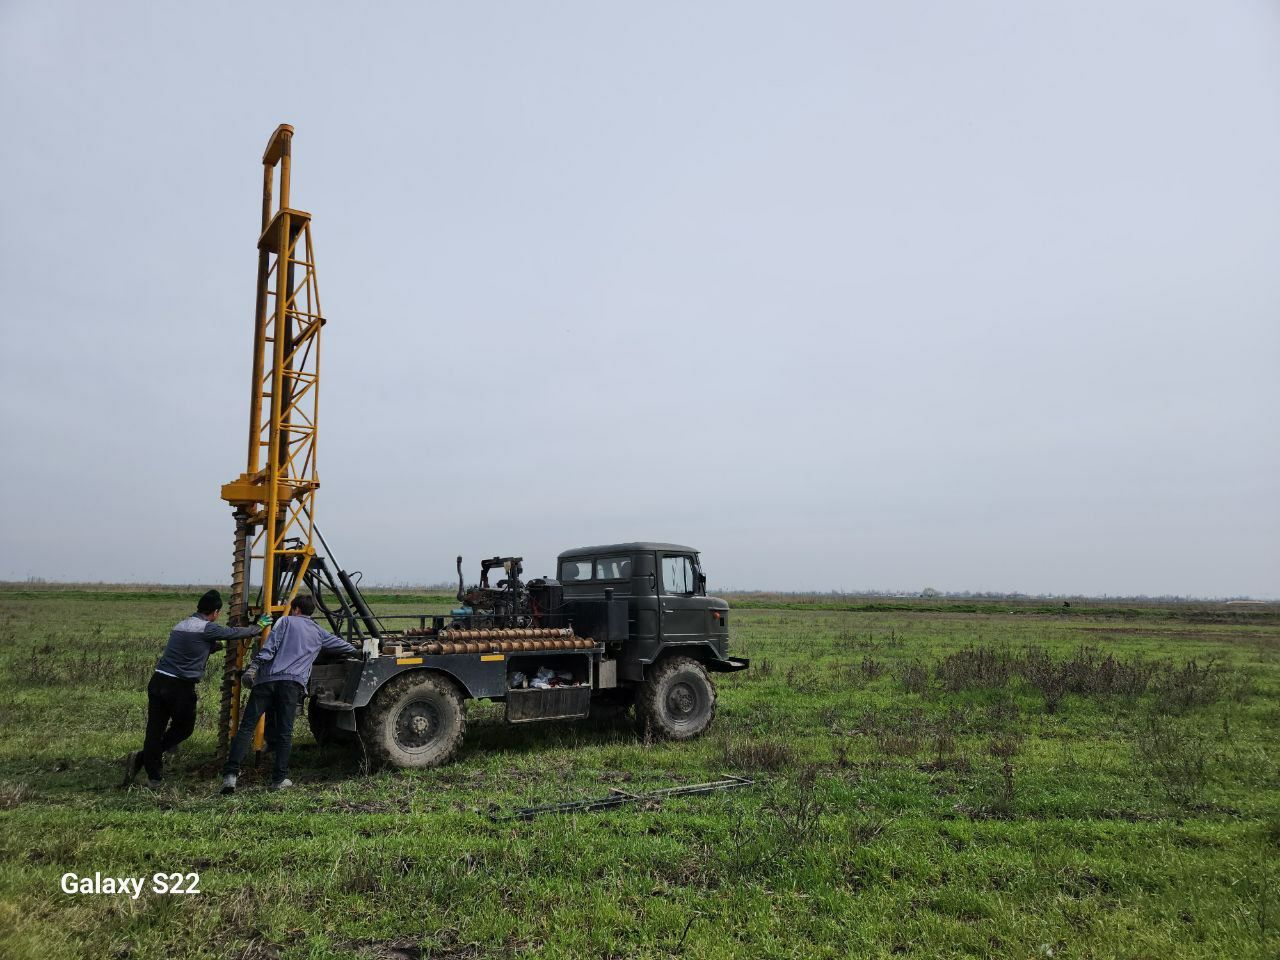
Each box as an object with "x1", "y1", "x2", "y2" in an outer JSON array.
[
  {"x1": 644, "y1": 643, "x2": 748, "y2": 677},
  {"x1": 350, "y1": 659, "x2": 484, "y2": 709}
]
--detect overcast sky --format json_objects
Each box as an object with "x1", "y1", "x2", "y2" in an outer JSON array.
[{"x1": 1, "y1": 2, "x2": 1277, "y2": 597}]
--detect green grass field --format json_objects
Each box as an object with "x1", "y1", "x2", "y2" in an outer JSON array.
[{"x1": 0, "y1": 586, "x2": 1276, "y2": 959}]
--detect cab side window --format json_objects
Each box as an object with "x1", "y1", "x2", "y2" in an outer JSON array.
[
  {"x1": 595, "y1": 556, "x2": 632, "y2": 580},
  {"x1": 559, "y1": 560, "x2": 592, "y2": 582},
  {"x1": 661, "y1": 555, "x2": 694, "y2": 595}
]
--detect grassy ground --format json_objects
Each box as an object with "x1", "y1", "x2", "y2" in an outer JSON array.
[{"x1": 0, "y1": 587, "x2": 1276, "y2": 959}]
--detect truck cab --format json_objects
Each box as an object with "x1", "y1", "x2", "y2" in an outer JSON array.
[{"x1": 555, "y1": 542, "x2": 741, "y2": 682}]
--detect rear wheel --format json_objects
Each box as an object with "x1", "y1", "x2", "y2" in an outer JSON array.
[
  {"x1": 357, "y1": 671, "x2": 467, "y2": 769},
  {"x1": 307, "y1": 701, "x2": 355, "y2": 747},
  {"x1": 637, "y1": 656, "x2": 717, "y2": 740}
]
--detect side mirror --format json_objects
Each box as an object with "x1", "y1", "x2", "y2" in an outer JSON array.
[
  {"x1": 698, "y1": 572, "x2": 707, "y2": 593},
  {"x1": 648, "y1": 572, "x2": 657, "y2": 592}
]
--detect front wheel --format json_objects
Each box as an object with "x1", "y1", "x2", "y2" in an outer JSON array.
[
  {"x1": 637, "y1": 656, "x2": 717, "y2": 740},
  {"x1": 357, "y1": 671, "x2": 467, "y2": 769}
]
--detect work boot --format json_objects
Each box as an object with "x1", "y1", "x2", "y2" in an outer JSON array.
[
  {"x1": 269, "y1": 778, "x2": 294, "y2": 792},
  {"x1": 120, "y1": 751, "x2": 142, "y2": 787},
  {"x1": 220, "y1": 774, "x2": 238, "y2": 796}
]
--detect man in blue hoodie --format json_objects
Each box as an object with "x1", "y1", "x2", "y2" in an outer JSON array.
[
  {"x1": 221, "y1": 594, "x2": 360, "y2": 793},
  {"x1": 123, "y1": 589, "x2": 267, "y2": 787}
]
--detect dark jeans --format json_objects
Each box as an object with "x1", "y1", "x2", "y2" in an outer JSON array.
[
  {"x1": 221, "y1": 679, "x2": 304, "y2": 783},
  {"x1": 142, "y1": 672, "x2": 198, "y2": 780}
]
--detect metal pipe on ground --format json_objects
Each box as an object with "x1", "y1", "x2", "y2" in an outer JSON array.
[{"x1": 490, "y1": 776, "x2": 757, "y2": 821}]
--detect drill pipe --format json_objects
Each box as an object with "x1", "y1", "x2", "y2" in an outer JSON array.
[
  {"x1": 438, "y1": 627, "x2": 573, "y2": 641},
  {"x1": 382, "y1": 636, "x2": 595, "y2": 657}
]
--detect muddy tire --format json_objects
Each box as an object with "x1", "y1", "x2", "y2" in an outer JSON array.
[
  {"x1": 637, "y1": 656, "x2": 716, "y2": 740},
  {"x1": 357, "y1": 671, "x2": 466, "y2": 769}
]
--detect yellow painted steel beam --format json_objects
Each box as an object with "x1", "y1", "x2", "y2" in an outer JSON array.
[{"x1": 219, "y1": 124, "x2": 325, "y2": 755}]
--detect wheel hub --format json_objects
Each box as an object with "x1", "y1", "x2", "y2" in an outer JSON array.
[
  {"x1": 394, "y1": 698, "x2": 440, "y2": 749},
  {"x1": 667, "y1": 681, "x2": 698, "y2": 719}
]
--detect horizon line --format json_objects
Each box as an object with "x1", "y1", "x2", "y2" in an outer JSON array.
[{"x1": 0, "y1": 579, "x2": 1274, "y2": 604}]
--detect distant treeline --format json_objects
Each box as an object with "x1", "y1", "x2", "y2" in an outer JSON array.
[{"x1": 0, "y1": 580, "x2": 1273, "y2": 606}]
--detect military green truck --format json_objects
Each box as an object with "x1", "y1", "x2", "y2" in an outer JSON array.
[{"x1": 303, "y1": 542, "x2": 748, "y2": 768}]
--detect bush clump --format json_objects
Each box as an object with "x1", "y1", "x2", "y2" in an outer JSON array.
[
  {"x1": 937, "y1": 645, "x2": 1014, "y2": 691},
  {"x1": 721, "y1": 736, "x2": 796, "y2": 771}
]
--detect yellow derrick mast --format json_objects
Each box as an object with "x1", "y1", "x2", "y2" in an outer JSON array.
[{"x1": 217, "y1": 124, "x2": 324, "y2": 756}]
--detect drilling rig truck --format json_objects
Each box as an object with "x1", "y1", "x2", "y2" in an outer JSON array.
[{"x1": 216, "y1": 125, "x2": 747, "y2": 769}]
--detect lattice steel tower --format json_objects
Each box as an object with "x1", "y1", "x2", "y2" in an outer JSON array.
[{"x1": 218, "y1": 124, "x2": 324, "y2": 755}]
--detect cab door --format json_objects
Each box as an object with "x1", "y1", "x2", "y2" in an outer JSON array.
[{"x1": 658, "y1": 553, "x2": 703, "y2": 644}]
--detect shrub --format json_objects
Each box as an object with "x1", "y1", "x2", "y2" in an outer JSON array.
[
  {"x1": 1133, "y1": 710, "x2": 1213, "y2": 807},
  {"x1": 876, "y1": 732, "x2": 922, "y2": 757},
  {"x1": 926, "y1": 707, "x2": 968, "y2": 769},
  {"x1": 857, "y1": 657, "x2": 886, "y2": 681},
  {"x1": 1152, "y1": 659, "x2": 1227, "y2": 713},
  {"x1": 767, "y1": 766, "x2": 826, "y2": 842},
  {"x1": 721, "y1": 737, "x2": 795, "y2": 771},
  {"x1": 1021, "y1": 646, "x2": 1069, "y2": 713},
  {"x1": 897, "y1": 661, "x2": 929, "y2": 694},
  {"x1": 1020, "y1": 645, "x2": 1158, "y2": 712},
  {"x1": 937, "y1": 645, "x2": 1013, "y2": 691},
  {"x1": 987, "y1": 734, "x2": 1022, "y2": 816}
]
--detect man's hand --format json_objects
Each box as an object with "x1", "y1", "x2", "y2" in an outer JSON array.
[
  {"x1": 241, "y1": 663, "x2": 259, "y2": 687},
  {"x1": 256, "y1": 614, "x2": 274, "y2": 629}
]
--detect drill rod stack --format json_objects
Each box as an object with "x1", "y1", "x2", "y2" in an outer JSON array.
[{"x1": 382, "y1": 628, "x2": 597, "y2": 657}]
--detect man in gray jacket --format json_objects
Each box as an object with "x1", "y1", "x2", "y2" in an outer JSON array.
[
  {"x1": 123, "y1": 589, "x2": 266, "y2": 786},
  {"x1": 221, "y1": 594, "x2": 359, "y2": 793}
]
